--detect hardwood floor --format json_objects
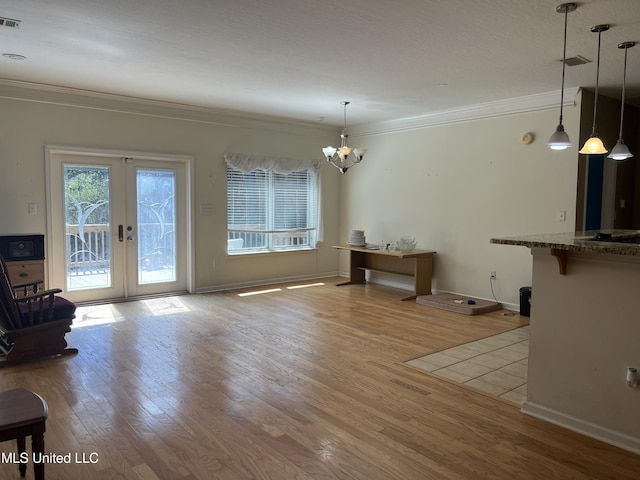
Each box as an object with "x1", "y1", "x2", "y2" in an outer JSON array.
[{"x1": 1, "y1": 277, "x2": 638, "y2": 479}]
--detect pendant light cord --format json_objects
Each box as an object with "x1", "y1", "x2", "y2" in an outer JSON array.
[
  {"x1": 558, "y1": 6, "x2": 569, "y2": 126},
  {"x1": 340, "y1": 101, "x2": 349, "y2": 147},
  {"x1": 617, "y1": 46, "x2": 629, "y2": 141},
  {"x1": 591, "y1": 30, "x2": 603, "y2": 136}
]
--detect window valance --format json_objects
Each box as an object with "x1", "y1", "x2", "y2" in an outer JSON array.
[{"x1": 223, "y1": 153, "x2": 322, "y2": 174}]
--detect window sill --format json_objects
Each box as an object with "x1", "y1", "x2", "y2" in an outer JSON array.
[{"x1": 227, "y1": 247, "x2": 318, "y2": 258}]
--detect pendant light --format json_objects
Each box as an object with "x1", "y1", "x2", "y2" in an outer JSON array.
[
  {"x1": 608, "y1": 41, "x2": 636, "y2": 161},
  {"x1": 579, "y1": 24, "x2": 609, "y2": 155},
  {"x1": 322, "y1": 101, "x2": 367, "y2": 174},
  {"x1": 547, "y1": 3, "x2": 577, "y2": 151}
]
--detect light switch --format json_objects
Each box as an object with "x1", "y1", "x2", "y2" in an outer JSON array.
[
  {"x1": 28, "y1": 202, "x2": 37, "y2": 215},
  {"x1": 557, "y1": 210, "x2": 566, "y2": 222}
]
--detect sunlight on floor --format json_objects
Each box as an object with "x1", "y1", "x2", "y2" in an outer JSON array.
[
  {"x1": 238, "y1": 282, "x2": 325, "y2": 296},
  {"x1": 73, "y1": 296, "x2": 192, "y2": 327},
  {"x1": 238, "y1": 288, "x2": 283, "y2": 297},
  {"x1": 141, "y1": 297, "x2": 190, "y2": 315},
  {"x1": 73, "y1": 304, "x2": 125, "y2": 329}
]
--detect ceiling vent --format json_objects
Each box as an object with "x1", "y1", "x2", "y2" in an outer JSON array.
[
  {"x1": 564, "y1": 55, "x2": 590, "y2": 66},
  {"x1": 0, "y1": 17, "x2": 21, "y2": 28}
]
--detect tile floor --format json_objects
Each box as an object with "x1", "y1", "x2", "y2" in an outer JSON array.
[{"x1": 406, "y1": 325, "x2": 529, "y2": 405}]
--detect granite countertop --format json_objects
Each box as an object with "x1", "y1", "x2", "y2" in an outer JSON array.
[{"x1": 490, "y1": 230, "x2": 640, "y2": 256}]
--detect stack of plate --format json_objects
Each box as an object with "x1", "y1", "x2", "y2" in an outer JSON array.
[{"x1": 348, "y1": 230, "x2": 366, "y2": 246}]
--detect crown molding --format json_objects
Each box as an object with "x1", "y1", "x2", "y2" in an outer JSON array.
[
  {"x1": 349, "y1": 88, "x2": 580, "y2": 137},
  {"x1": 0, "y1": 78, "x2": 336, "y2": 137},
  {"x1": 0, "y1": 78, "x2": 580, "y2": 138}
]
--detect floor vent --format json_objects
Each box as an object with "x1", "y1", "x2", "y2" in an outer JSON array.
[{"x1": 0, "y1": 17, "x2": 21, "y2": 29}]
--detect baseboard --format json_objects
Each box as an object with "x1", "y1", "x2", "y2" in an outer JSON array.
[
  {"x1": 522, "y1": 401, "x2": 640, "y2": 455},
  {"x1": 338, "y1": 270, "x2": 520, "y2": 312}
]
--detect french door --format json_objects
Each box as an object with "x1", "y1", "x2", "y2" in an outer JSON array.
[{"x1": 47, "y1": 150, "x2": 190, "y2": 303}]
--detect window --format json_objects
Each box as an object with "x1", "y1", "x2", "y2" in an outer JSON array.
[{"x1": 227, "y1": 166, "x2": 318, "y2": 253}]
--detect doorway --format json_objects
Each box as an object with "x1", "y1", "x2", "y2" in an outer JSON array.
[{"x1": 46, "y1": 148, "x2": 192, "y2": 303}]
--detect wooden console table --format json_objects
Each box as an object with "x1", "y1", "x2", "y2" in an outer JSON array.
[{"x1": 333, "y1": 245, "x2": 436, "y2": 300}]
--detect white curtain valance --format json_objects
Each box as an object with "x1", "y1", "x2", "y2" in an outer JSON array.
[{"x1": 223, "y1": 153, "x2": 322, "y2": 174}]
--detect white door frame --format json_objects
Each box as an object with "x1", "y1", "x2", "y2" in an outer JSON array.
[{"x1": 44, "y1": 145, "x2": 194, "y2": 298}]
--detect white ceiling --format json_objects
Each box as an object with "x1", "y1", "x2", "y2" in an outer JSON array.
[{"x1": 0, "y1": 0, "x2": 638, "y2": 127}]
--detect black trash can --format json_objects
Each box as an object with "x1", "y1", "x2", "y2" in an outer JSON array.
[{"x1": 519, "y1": 287, "x2": 531, "y2": 317}]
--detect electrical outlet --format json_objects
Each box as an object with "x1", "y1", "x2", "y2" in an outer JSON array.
[{"x1": 490, "y1": 271, "x2": 496, "y2": 280}]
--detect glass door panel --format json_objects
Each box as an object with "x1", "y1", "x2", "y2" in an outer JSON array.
[
  {"x1": 136, "y1": 169, "x2": 177, "y2": 285},
  {"x1": 64, "y1": 165, "x2": 113, "y2": 291},
  {"x1": 125, "y1": 159, "x2": 187, "y2": 298}
]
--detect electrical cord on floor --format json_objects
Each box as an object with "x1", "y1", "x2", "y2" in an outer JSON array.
[{"x1": 490, "y1": 276, "x2": 517, "y2": 316}]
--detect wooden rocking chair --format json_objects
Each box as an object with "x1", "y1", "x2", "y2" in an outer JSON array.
[{"x1": 0, "y1": 256, "x2": 77, "y2": 366}]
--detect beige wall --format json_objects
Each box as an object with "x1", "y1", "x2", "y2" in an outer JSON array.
[
  {"x1": 339, "y1": 100, "x2": 582, "y2": 306},
  {"x1": 0, "y1": 97, "x2": 341, "y2": 292},
  {"x1": 0, "y1": 92, "x2": 583, "y2": 304}
]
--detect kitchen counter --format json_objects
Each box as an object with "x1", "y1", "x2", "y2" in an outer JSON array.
[
  {"x1": 491, "y1": 229, "x2": 640, "y2": 454},
  {"x1": 490, "y1": 230, "x2": 640, "y2": 255}
]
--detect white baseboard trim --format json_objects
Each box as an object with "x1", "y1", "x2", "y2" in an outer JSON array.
[
  {"x1": 522, "y1": 401, "x2": 640, "y2": 455},
  {"x1": 195, "y1": 271, "x2": 340, "y2": 294},
  {"x1": 337, "y1": 271, "x2": 520, "y2": 312}
]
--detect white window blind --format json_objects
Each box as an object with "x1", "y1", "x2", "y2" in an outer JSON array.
[{"x1": 226, "y1": 162, "x2": 319, "y2": 253}]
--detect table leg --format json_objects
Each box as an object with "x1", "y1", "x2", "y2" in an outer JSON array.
[
  {"x1": 32, "y1": 424, "x2": 45, "y2": 480},
  {"x1": 17, "y1": 436, "x2": 26, "y2": 477},
  {"x1": 413, "y1": 256, "x2": 433, "y2": 297},
  {"x1": 336, "y1": 250, "x2": 366, "y2": 286}
]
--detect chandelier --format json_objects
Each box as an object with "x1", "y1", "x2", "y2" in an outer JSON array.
[{"x1": 322, "y1": 101, "x2": 367, "y2": 174}]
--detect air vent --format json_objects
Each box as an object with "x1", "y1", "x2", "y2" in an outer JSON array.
[
  {"x1": 0, "y1": 17, "x2": 21, "y2": 28},
  {"x1": 564, "y1": 55, "x2": 591, "y2": 66}
]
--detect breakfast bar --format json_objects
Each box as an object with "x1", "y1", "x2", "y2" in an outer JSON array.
[{"x1": 491, "y1": 230, "x2": 640, "y2": 453}]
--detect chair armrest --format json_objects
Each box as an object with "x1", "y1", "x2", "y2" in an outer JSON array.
[
  {"x1": 12, "y1": 279, "x2": 45, "y2": 297},
  {"x1": 12, "y1": 279, "x2": 44, "y2": 289},
  {"x1": 14, "y1": 288, "x2": 63, "y2": 303},
  {"x1": 15, "y1": 289, "x2": 63, "y2": 325}
]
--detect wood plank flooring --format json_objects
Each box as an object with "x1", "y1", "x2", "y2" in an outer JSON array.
[{"x1": 1, "y1": 277, "x2": 638, "y2": 479}]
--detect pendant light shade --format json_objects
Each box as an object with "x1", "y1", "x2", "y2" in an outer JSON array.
[
  {"x1": 579, "y1": 24, "x2": 609, "y2": 155},
  {"x1": 547, "y1": 3, "x2": 577, "y2": 151},
  {"x1": 548, "y1": 126, "x2": 572, "y2": 151},
  {"x1": 608, "y1": 41, "x2": 636, "y2": 161},
  {"x1": 579, "y1": 136, "x2": 608, "y2": 155}
]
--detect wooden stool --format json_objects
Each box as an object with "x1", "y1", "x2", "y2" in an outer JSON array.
[{"x1": 0, "y1": 388, "x2": 48, "y2": 479}]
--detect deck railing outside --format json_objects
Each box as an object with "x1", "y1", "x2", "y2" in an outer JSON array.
[
  {"x1": 228, "y1": 227, "x2": 314, "y2": 251},
  {"x1": 66, "y1": 223, "x2": 175, "y2": 275},
  {"x1": 66, "y1": 224, "x2": 110, "y2": 274}
]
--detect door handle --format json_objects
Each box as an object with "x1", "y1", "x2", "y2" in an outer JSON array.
[{"x1": 118, "y1": 225, "x2": 124, "y2": 242}]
